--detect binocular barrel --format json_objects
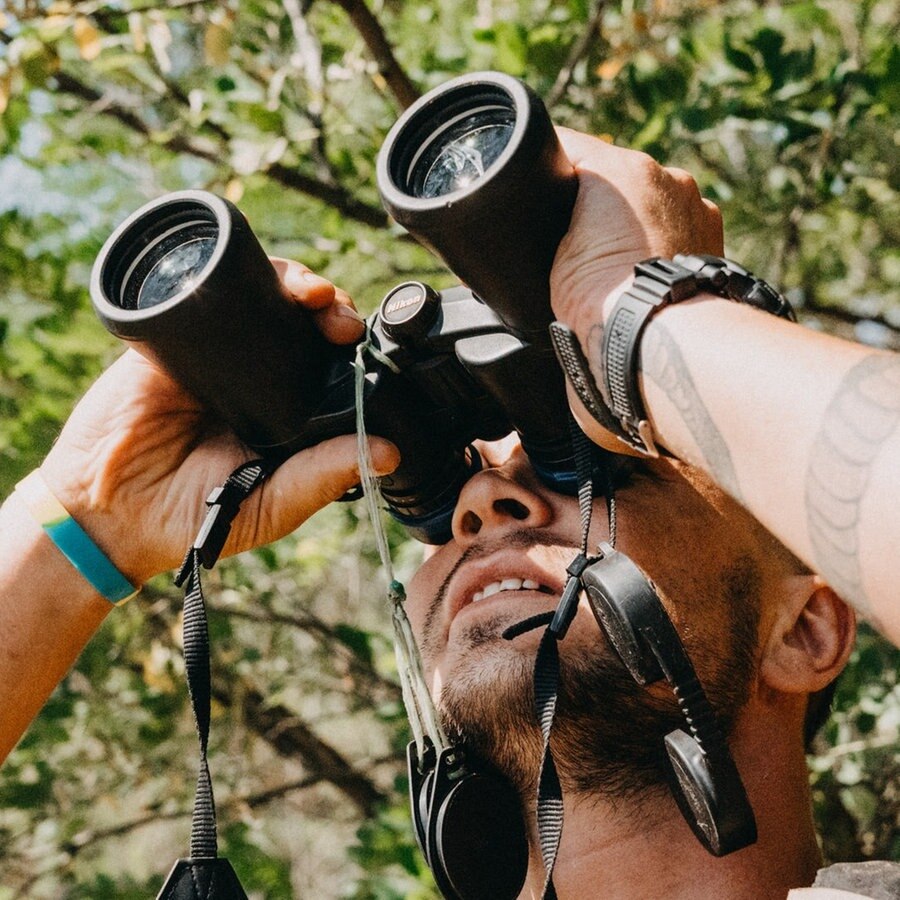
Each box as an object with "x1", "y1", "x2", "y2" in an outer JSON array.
[
  {"x1": 91, "y1": 192, "x2": 336, "y2": 452},
  {"x1": 90, "y1": 72, "x2": 586, "y2": 542},
  {"x1": 377, "y1": 72, "x2": 577, "y2": 342}
]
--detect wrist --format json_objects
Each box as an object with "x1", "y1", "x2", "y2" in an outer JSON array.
[
  {"x1": 554, "y1": 255, "x2": 796, "y2": 458},
  {"x1": 15, "y1": 468, "x2": 141, "y2": 603}
]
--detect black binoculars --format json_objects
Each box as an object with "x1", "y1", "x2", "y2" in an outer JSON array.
[{"x1": 91, "y1": 72, "x2": 607, "y2": 543}]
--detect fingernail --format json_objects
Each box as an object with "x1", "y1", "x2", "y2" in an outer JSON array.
[
  {"x1": 334, "y1": 305, "x2": 365, "y2": 323},
  {"x1": 300, "y1": 270, "x2": 333, "y2": 289}
]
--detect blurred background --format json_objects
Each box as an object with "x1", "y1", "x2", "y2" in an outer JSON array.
[{"x1": 0, "y1": 0, "x2": 897, "y2": 896}]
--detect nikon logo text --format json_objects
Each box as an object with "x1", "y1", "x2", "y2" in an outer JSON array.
[{"x1": 386, "y1": 294, "x2": 422, "y2": 316}]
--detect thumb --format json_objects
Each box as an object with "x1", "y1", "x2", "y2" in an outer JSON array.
[{"x1": 555, "y1": 126, "x2": 623, "y2": 170}]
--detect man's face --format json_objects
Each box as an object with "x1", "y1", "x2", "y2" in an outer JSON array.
[{"x1": 405, "y1": 440, "x2": 767, "y2": 802}]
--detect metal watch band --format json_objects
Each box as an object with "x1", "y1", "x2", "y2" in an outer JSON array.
[{"x1": 552, "y1": 255, "x2": 794, "y2": 457}]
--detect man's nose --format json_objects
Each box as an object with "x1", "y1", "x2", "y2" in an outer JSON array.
[{"x1": 450, "y1": 464, "x2": 554, "y2": 545}]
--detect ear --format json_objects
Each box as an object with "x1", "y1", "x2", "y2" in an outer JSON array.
[{"x1": 760, "y1": 575, "x2": 856, "y2": 694}]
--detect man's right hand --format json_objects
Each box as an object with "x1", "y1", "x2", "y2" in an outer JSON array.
[
  {"x1": 38, "y1": 259, "x2": 399, "y2": 587},
  {"x1": 549, "y1": 129, "x2": 725, "y2": 455}
]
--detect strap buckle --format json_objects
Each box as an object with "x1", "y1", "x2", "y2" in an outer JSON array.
[{"x1": 193, "y1": 485, "x2": 244, "y2": 569}]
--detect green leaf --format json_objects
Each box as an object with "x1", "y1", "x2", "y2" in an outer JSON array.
[
  {"x1": 335, "y1": 622, "x2": 375, "y2": 665},
  {"x1": 493, "y1": 22, "x2": 529, "y2": 76},
  {"x1": 723, "y1": 35, "x2": 756, "y2": 75}
]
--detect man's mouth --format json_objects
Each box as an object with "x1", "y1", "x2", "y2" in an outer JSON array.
[
  {"x1": 445, "y1": 550, "x2": 564, "y2": 627},
  {"x1": 470, "y1": 577, "x2": 555, "y2": 604}
]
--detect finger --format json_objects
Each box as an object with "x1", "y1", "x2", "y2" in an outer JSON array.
[
  {"x1": 663, "y1": 166, "x2": 696, "y2": 186},
  {"x1": 261, "y1": 434, "x2": 400, "y2": 537},
  {"x1": 270, "y1": 257, "x2": 337, "y2": 310},
  {"x1": 701, "y1": 199, "x2": 724, "y2": 252},
  {"x1": 703, "y1": 197, "x2": 722, "y2": 219},
  {"x1": 312, "y1": 287, "x2": 366, "y2": 344},
  {"x1": 473, "y1": 433, "x2": 521, "y2": 468}
]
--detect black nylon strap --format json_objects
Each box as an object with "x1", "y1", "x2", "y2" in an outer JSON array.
[
  {"x1": 171, "y1": 458, "x2": 281, "y2": 870},
  {"x1": 534, "y1": 629, "x2": 563, "y2": 893},
  {"x1": 501, "y1": 415, "x2": 621, "y2": 900},
  {"x1": 181, "y1": 548, "x2": 218, "y2": 860},
  {"x1": 549, "y1": 322, "x2": 626, "y2": 441}
]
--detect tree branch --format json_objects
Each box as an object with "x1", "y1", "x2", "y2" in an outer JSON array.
[
  {"x1": 210, "y1": 602, "x2": 402, "y2": 699},
  {"x1": 62, "y1": 775, "x2": 324, "y2": 855},
  {"x1": 48, "y1": 69, "x2": 389, "y2": 228},
  {"x1": 212, "y1": 677, "x2": 386, "y2": 817},
  {"x1": 134, "y1": 596, "x2": 392, "y2": 820},
  {"x1": 546, "y1": 0, "x2": 607, "y2": 109},
  {"x1": 329, "y1": 0, "x2": 420, "y2": 109}
]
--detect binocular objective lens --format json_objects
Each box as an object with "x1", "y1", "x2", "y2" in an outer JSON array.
[
  {"x1": 138, "y1": 235, "x2": 217, "y2": 310},
  {"x1": 118, "y1": 220, "x2": 218, "y2": 310},
  {"x1": 412, "y1": 106, "x2": 515, "y2": 199}
]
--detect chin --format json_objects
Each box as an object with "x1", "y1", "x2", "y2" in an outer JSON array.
[{"x1": 435, "y1": 615, "x2": 542, "y2": 759}]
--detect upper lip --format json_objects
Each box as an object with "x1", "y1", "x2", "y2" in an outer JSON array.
[{"x1": 445, "y1": 550, "x2": 563, "y2": 625}]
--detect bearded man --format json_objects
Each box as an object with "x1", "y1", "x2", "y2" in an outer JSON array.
[{"x1": 2, "y1": 131, "x2": 898, "y2": 899}]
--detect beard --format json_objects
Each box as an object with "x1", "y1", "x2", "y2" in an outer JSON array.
[{"x1": 437, "y1": 555, "x2": 761, "y2": 808}]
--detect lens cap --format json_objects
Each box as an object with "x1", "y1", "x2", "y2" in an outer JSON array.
[{"x1": 433, "y1": 770, "x2": 529, "y2": 900}]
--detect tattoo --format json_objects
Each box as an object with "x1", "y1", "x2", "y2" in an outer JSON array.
[
  {"x1": 639, "y1": 323, "x2": 744, "y2": 501},
  {"x1": 805, "y1": 355, "x2": 900, "y2": 619}
]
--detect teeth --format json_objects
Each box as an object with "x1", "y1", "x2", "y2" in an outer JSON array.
[{"x1": 470, "y1": 578, "x2": 547, "y2": 603}]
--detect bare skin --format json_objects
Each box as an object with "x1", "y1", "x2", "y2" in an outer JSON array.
[
  {"x1": 550, "y1": 129, "x2": 900, "y2": 641},
  {"x1": 0, "y1": 260, "x2": 398, "y2": 763},
  {"x1": 0, "y1": 129, "x2": 892, "y2": 898},
  {"x1": 405, "y1": 445, "x2": 855, "y2": 899}
]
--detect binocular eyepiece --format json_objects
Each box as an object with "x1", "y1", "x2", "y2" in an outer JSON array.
[{"x1": 91, "y1": 72, "x2": 600, "y2": 543}]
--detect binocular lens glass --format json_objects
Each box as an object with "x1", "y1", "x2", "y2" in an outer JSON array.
[
  {"x1": 138, "y1": 235, "x2": 217, "y2": 309},
  {"x1": 411, "y1": 106, "x2": 515, "y2": 199},
  {"x1": 117, "y1": 219, "x2": 218, "y2": 310}
]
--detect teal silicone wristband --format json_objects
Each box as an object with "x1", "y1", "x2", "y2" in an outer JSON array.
[{"x1": 15, "y1": 471, "x2": 139, "y2": 605}]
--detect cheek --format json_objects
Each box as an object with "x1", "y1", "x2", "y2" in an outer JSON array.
[{"x1": 403, "y1": 552, "x2": 450, "y2": 658}]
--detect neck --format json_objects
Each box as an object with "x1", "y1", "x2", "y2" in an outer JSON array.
[{"x1": 518, "y1": 708, "x2": 821, "y2": 899}]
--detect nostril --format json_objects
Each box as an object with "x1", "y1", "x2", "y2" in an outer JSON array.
[
  {"x1": 461, "y1": 510, "x2": 483, "y2": 534},
  {"x1": 493, "y1": 498, "x2": 530, "y2": 520}
]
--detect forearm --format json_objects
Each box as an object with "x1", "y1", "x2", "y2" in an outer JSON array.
[
  {"x1": 0, "y1": 489, "x2": 111, "y2": 762},
  {"x1": 576, "y1": 294, "x2": 900, "y2": 642}
]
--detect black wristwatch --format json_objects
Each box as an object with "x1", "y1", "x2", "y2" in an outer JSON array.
[{"x1": 550, "y1": 255, "x2": 795, "y2": 456}]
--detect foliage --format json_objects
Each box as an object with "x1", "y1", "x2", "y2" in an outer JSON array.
[{"x1": 0, "y1": 0, "x2": 898, "y2": 896}]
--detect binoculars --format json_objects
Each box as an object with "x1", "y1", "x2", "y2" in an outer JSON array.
[{"x1": 91, "y1": 72, "x2": 606, "y2": 543}]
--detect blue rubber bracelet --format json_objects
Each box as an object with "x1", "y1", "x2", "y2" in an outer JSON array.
[{"x1": 14, "y1": 471, "x2": 139, "y2": 605}]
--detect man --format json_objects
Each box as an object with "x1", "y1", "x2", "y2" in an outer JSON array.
[{"x1": 1, "y1": 130, "x2": 897, "y2": 897}]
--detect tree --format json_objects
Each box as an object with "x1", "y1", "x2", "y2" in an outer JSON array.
[{"x1": 1, "y1": 1, "x2": 897, "y2": 895}]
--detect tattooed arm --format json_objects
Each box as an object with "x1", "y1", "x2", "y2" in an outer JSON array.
[
  {"x1": 636, "y1": 299, "x2": 900, "y2": 639},
  {"x1": 549, "y1": 129, "x2": 900, "y2": 643}
]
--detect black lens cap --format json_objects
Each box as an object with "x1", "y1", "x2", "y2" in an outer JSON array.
[{"x1": 433, "y1": 770, "x2": 529, "y2": 900}]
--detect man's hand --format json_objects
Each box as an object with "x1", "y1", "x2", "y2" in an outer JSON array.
[
  {"x1": 549, "y1": 129, "x2": 725, "y2": 452},
  {"x1": 38, "y1": 259, "x2": 399, "y2": 586},
  {"x1": 550, "y1": 129, "x2": 724, "y2": 330}
]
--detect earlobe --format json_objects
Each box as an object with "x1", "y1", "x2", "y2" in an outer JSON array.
[{"x1": 761, "y1": 576, "x2": 856, "y2": 695}]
